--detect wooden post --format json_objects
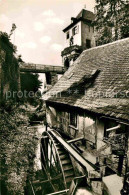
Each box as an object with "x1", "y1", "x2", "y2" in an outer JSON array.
[
  {"x1": 118, "y1": 155, "x2": 124, "y2": 176},
  {"x1": 121, "y1": 126, "x2": 129, "y2": 194}
]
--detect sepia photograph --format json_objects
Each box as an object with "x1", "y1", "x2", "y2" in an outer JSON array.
[{"x1": 0, "y1": 0, "x2": 129, "y2": 194}]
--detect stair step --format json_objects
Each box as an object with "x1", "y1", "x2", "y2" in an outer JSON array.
[
  {"x1": 63, "y1": 164, "x2": 73, "y2": 171},
  {"x1": 66, "y1": 176, "x2": 74, "y2": 183},
  {"x1": 65, "y1": 174, "x2": 74, "y2": 179},
  {"x1": 60, "y1": 154, "x2": 69, "y2": 160},
  {"x1": 56, "y1": 145, "x2": 64, "y2": 150},
  {"x1": 58, "y1": 149, "x2": 66, "y2": 155},
  {"x1": 53, "y1": 139, "x2": 58, "y2": 142},
  {"x1": 61, "y1": 159, "x2": 71, "y2": 165},
  {"x1": 57, "y1": 147, "x2": 65, "y2": 151},
  {"x1": 53, "y1": 141, "x2": 59, "y2": 145},
  {"x1": 64, "y1": 170, "x2": 74, "y2": 177},
  {"x1": 52, "y1": 138, "x2": 58, "y2": 143},
  {"x1": 64, "y1": 167, "x2": 74, "y2": 173},
  {"x1": 34, "y1": 185, "x2": 42, "y2": 192},
  {"x1": 67, "y1": 181, "x2": 72, "y2": 188},
  {"x1": 32, "y1": 180, "x2": 41, "y2": 184}
]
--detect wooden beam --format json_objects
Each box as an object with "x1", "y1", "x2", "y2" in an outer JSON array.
[
  {"x1": 46, "y1": 189, "x2": 69, "y2": 195},
  {"x1": 106, "y1": 125, "x2": 121, "y2": 132},
  {"x1": 67, "y1": 137, "x2": 84, "y2": 143}
]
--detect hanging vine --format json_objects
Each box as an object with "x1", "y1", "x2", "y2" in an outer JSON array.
[{"x1": 0, "y1": 31, "x2": 19, "y2": 93}]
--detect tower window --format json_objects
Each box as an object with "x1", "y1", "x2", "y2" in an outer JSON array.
[
  {"x1": 72, "y1": 26, "x2": 78, "y2": 36},
  {"x1": 86, "y1": 39, "x2": 91, "y2": 49},
  {"x1": 66, "y1": 32, "x2": 70, "y2": 39}
]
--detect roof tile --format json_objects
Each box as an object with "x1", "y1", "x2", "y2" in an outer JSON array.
[{"x1": 44, "y1": 38, "x2": 129, "y2": 121}]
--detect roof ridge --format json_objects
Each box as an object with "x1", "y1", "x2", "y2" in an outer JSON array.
[{"x1": 76, "y1": 9, "x2": 94, "y2": 17}]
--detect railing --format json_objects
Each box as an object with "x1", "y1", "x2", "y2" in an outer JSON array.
[
  {"x1": 20, "y1": 63, "x2": 65, "y2": 74},
  {"x1": 50, "y1": 130, "x2": 98, "y2": 172}
]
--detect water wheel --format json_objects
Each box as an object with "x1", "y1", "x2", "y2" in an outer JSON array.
[{"x1": 40, "y1": 130, "x2": 75, "y2": 194}]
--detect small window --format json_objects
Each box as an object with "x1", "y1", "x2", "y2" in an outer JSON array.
[
  {"x1": 72, "y1": 26, "x2": 78, "y2": 36},
  {"x1": 86, "y1": 39, "x2": 91, "y2": 49},
  {"x1": 70, "y1": 112, "x2": 77, "y2": 127},
  {"x1": 70, "y1": 36, "x2": 74, "y2": 46},
  {"x1": 66, "y1": 32, "x2": 70, "y2": 39},
  {"x1": 64, "y1": 58, "x2": 70, "y2": 69}
]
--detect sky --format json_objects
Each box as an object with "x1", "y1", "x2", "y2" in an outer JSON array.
[{"x1": 0, "y1": 0, "x2": 95, "y2": 66}]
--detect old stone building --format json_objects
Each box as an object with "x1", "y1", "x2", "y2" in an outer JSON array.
[
  {"x1": 43, "y1": 38, "x2": 129, "y2": 194},
  {"x1": 61, "y1": 9, "x2": 95, "y2": 69}
]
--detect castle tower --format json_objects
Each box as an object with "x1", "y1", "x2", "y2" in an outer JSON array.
[{"x1": 61, "y1": 9, "x2": 95, "y2": 70}]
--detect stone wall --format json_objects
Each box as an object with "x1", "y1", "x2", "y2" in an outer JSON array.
[
  {"x1": 0, "y1": 49, "x2": 6, "y2": 99},
  {"x1": 0, "y1": 33, "x2": 20, "y2": 101}
]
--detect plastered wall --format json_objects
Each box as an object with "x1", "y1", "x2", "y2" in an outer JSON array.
[{"x1": 64, "y1": 21, "x2": 82, "y2": 48}]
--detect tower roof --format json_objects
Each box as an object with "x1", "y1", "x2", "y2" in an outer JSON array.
[
  {"x1": 76, "y1": 9, "x2": 95, "y2": 21},
  {"x1": 63, "y1": 9, "x2": 95, "y2": 32}
]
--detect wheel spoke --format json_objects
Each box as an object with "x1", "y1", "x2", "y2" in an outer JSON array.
[
  {"x1": 40, "y1": 131, "x2": 75, "y2": 193},
  {"x1": 41, "y1": 144, "x2": 48, "y2": 177},
  {"x1": 41, "y1": 143, "x2": 57, "y2": 192},
  {"x1": 50, "y1": 140, "x2": 53, "y2": 170},
  {"x1": 44, "y1": 137, "x2": 49, "y2": 172}
]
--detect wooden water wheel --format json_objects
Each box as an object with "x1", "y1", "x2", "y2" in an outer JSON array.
[{"x1": 40, "y1": 130, "x2": 75, "y2": 194}]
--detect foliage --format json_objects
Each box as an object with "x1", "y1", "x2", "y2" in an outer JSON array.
[
  {"x1": 0, "y1": 31, "x2": 17, "y2": 53},
  {"x1": 94, "y1": 0, "x2": 129, "y2": 45},
  {"x1": 0, "y1": 31, "x2": 19, "y2": 100},
  {"x1": 20, "y1": 72, "x2": 42, "y2": 93},
  {"x1": 29, "y1": 99, "x2": 46, "y2": 122},
  {"x1": 0, "y1": 101, "x2": 38, "y2": 194}
]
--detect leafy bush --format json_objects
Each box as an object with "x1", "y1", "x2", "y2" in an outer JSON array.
[{"x1": 0, "y1": 102, "x2": 38, "y2": 194}]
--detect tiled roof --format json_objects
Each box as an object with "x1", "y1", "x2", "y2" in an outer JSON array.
[
  {"x1": 63, "y1": 9, "x2": 95, "y2": 32},
  {"x1": 76, "y1": 9, "x2": 95, "y2": 21},
  {"x1": 43, "y1": 38, "x2": 129, "y2": 122}
]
